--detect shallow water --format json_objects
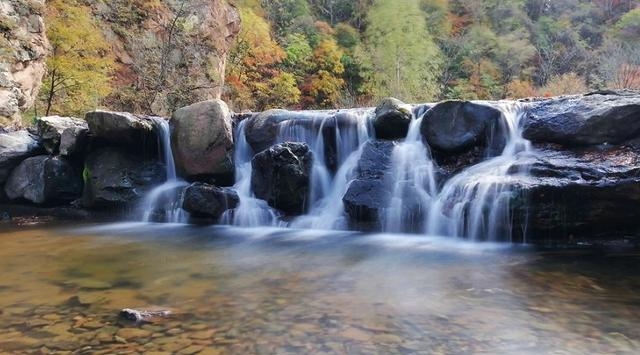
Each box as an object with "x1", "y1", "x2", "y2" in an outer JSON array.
[{"x1": 0, "y1": 224, "x2": 638, "y2": 355}]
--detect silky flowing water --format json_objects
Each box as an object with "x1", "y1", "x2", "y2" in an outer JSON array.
[{"x1": 0, "y1": 224, "x2": 638, "y2": 354}]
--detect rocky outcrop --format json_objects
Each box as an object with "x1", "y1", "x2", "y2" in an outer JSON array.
[
  {"x1": 36, "y1": 116, "x2": 87, "y2": 154},
  {"x1": 59, "y1": 124, "x2": 89, "y2": 157},
  {"x1": 182, "y1": 182, "x2": 239, "y2": 220},
  {"x1": 170, "y1": 100, "x2": 234, "y2": 183},
  {"x1": 0, "y1": 0, "x2": 49, "y2": 127},
  {"x1": 251, "y1": 142, "x2": 312, "y2": 215},
  {"x1": 83, "y1": 148, "x2": 164, "y2": 208},
  {"x1": 421, "y1": 100, "x2": 504, "y2": 153},
  {"x1": 4, "y1": 155, "x2": 82, "y2": 204},
  {"x1": 372, "y1": 98, "x2": 412, "y2": 140},
  {"x1": 522, "y1": 91, "x2": 640, "y2": 146},
  {"x1": 343, "y1": 141, "x2": 395, "y2": 224},
  {"x1": 85, "y1": 110, "x2": 155, "y2": 149},
  {"x1": 0, "y1": 130, "x2": 42, "y2": 184}
]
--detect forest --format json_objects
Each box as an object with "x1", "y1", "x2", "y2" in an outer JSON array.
[{"x1": 36, "y1": 0, "x2": 640, "y2": 116}]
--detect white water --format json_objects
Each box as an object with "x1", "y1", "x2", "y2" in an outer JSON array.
[
  {"x1": 140, "y1": 118, "x2": 188, "y2": 223},
  {"x1": 144, "y1": 102, "x2": 532, "y2": 241},
  {"x1": 425, "y1": 102, "x2": 532, "y2": 241},
  {"x1": 223, "y1": 110, "x2": 374, "y2": 228}
]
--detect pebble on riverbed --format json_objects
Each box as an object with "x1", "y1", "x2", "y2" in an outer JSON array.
[{"x1": 119, "y1": 308, "x2": 172, "y2": 323}]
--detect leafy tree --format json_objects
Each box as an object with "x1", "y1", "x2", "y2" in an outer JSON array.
[
  {"x1": 364, "y1": 0, "x2": 443, "y2": 102},
  {"x1": 39, "y1": 0, "x2": 113, "y2": 116}
]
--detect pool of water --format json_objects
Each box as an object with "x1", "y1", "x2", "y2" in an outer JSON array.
[{"x1": 0, "y1": 223, "x2": 638, "y2": 355}]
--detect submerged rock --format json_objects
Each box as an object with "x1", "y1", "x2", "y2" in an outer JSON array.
[
  {"x1": 251, "y1": 142, "x2": 312, "y2": 215},
  {"x1": 522, "y1": 90, "x2": 640, "y2": 146},
  {"x1": 119, "y1": 308, "x2": 171, "y2": 323},
  {"x1": 0, "y1": 130, "x2": 43, "y2": 184},
  {"x1": 182, "y1": 182, "x2": 239, "y2": 220},
  {"x1": 420, "y1": 100, "x2": 503, "y2": 153},
  {"x1": 171, "y1": 100, "x2": 234, "y2": 183},
  {"x1": 83, "y1": 148, "x2": 164, "y2": 208},
  {"x1": 373, "y1": 97, "x2": 412, "y2": 140},
  {"x1": 36, "y1": 116, "x2": 87, "y2": 154},
  {"x1": 343, "y1": 141, "x2": 395, "y2": 224},
  {"x1": 4, "y1": 155, "x2": 82, "y2": 204}
]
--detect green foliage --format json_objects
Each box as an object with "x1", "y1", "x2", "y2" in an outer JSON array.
[
  {"x1": 39, "y1": 0, "x2": 114, "y2": 116},
  {"x1": 364, "y1": 0, "x2": 443, "y2": 102}
]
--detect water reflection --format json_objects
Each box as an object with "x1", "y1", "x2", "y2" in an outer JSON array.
[{"x1": 0, "y1": 224, "x2": 638, "y2": 354}]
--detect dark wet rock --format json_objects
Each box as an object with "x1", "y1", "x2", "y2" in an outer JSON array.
[
  {"x1": 420, "y1": 100, "x2": 503, "y2": 153},
  {"x1": 244, "y1": 109, "x2": 291, "y2": 154},
  {"x1": 4, "y1": 156, "x2": 82, "y2": 204},
  {"x1": 171, "y1": 100, "x2": 234, "y2": 183},
  {"x1": 83, "y1": 148, "x2": 165, "y2": 208},
  {"x1": 182, "y1": 182, "x2": 239, "y2": 219},
  {"x1": 373, "y1": 97, "x2": 412, "y2": 140},
  {"x1": 505, "y1": 146, "x2": 640, "y2": 242},
  {"x1": 119, "y1": 308, "x2": 171, "y2": 323},
  {"x1": 251, "y1": 142, "x2": 313, "y2": 215},
  {"x1": 59, "y1": 125, "x2": 89, "y2": 157},
  {"x1": 0, "y1": 130, "x2": 43, "y2": 184},
  {"x1": 85, "y1": 110, "x2": 156, "y2": 150},
  {"x1": 36, "y1": 116, "x2": 86, "y2": 154},
  {"x1": 522, "y1": 90, "x2": 640, "y2": 146},
  {"x1": 343, "y1": 141, "x2": 395, "y2": 224}
]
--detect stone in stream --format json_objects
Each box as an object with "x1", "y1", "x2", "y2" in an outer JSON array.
[
  {"x1": 244, "y1": 109, "x2": 291, "y2": 154},
  {"x1": 82, "y1": 147, "x2": 165, "y2": 208},
  {"x1": 420, "y1": 100, "x2": 504, "y2": 153},
  {"x1": 4, "y1": 155, "x2": 82, "y2": 204},
  {"x1": 182, "y1": 182, "x2": 239, "y2": 219},
  {"x1": 342, "y1": 141, "x2": 395, "y2": 226},
  {"x1": 0, "y1": 130, "x2": 43, "y2": 184},
  {"x1": 36, "y1": 115, "x2": 87, "y2": 154},
  {"x1": 522, "y1": 90, "x2": 640, "y2": 146},
  {"x1": 171, "y1": 99, "x2": 234, "y2": 184},
  {"x1": 119, "y1": 308, "x2": 172, "y2": 323},
  {"x1": 251, "y1": 142, "x2": 313, "y2": 215},
  {"x1": 372, "y1": 97, "x2": 413, "y2": 140},
  {"x1": 85, "y1": 110, "x2": 157, "y2": 151}
]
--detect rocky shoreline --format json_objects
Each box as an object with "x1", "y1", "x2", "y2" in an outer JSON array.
[{"x1": 1, "y1": 91, "x2": 639, "y2": 245}]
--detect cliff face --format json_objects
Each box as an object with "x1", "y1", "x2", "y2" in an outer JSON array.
[
  {"x1": 92, "y1": 0, "x2": 241, "y2": 115},
  {"x1": 0, "y1": 0, "x2": 49, "y2": 127}
]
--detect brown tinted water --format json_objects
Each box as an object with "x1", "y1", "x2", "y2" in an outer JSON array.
[{"x1": 0, "y1": 223, "x2": 638, "y2": 355}]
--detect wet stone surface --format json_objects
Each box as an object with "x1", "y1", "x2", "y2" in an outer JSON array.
[{"x1": 0, "y1": 224, "x2": 638, "y2": 355}]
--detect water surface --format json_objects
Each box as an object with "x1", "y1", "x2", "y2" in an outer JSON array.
[{"x1": 0, "y1": 224, "x2": 638, "y2": 354}]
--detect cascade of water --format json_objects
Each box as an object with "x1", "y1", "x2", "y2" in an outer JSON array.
[
  {"x1": 380, "y1": 114, "x2": 439, "y2": 233},
  {"x1": 140, "y1": 117, "x2": 189, "y2": 223},
  {"x1": 425, "y1": 102, "x2": 531, "y2": 241},
  {"x1": 290, "y1": 111, "x2": 373, "y2": 229},
  {"x1": 220, "y1": 120, "x2": 282, "y2": 227},
  {"x1": 223, "y1": 110, "x2": 374, "y2": 229}
]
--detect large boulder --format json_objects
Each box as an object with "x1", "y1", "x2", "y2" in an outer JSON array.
[
  {"x1": 83, "y1": 148, "x2": 165, "y2": 208},
  {"x1": 456, "y1": 145, "x2": 640, "y2": 243},
  {"x1": 251, "y1": 142, "x2": 313, "y2": 215},
  {"x1": 0, "y1": 130, "x2": 43, "y2": 184},
  {"x1": 85, "y1": 110, "x2": 155, "y2": 149},
  {"x1": 372, "y1": 98, "x2": 413, "y2": 140},
  {"x1": 170, "y1": 100, "x2": 234, "y2": 183},
  {"x1": 182, "y1": 182, "x2": 239, "y2": 220},
  {"x1": 522, "y1": 91, "x2": 640, "y2": 146},
  {"x1": 420, "y1": 100, "x2": 503, "y2": 153},
  {"x1": 4, "y1": 156, "x2": 82, "y2": 204},
  {"x1": 244, "y1": 109, "x2": 295, "y2": 154},
  {"x1": 343, "y1": 141, "x2": 395, "y2": 224},
  {"x1": 36, "y1": 116, "x2": 87, "y2": 154},
  {"x1": 59, "y1": 125, "x2": 89, "y2": 157}
]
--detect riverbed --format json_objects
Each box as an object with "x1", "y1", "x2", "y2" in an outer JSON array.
[{"x1": 0, "y1": 223, "x2": 638, "y2": 354}]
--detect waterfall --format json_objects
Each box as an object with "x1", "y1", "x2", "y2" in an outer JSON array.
[
  {"x1": 380, "y1": 114, "x2": 439, "y2": 233},
  {"x1": 220, "y1": 120, "x2": 281, "y2": 227},
  {"x1": 139, "y1": 117, "x2": 189, "y2": 223},
  {"x1": 222, "y1": 110, "x2": 374, "y2": 228},
  {"x1": 425, "y1": 102, "x2": 532, "y2": 241}
]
